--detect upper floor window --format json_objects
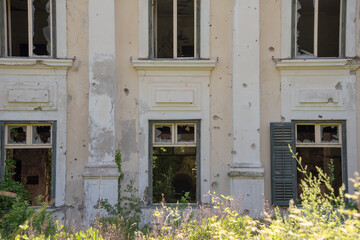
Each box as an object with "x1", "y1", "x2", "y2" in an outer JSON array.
[
  {"x1": 0, "y1": 0, "x2": 55, "y2": 57},
  {"x1": 293, "y1": 0, "x2": 345, "y2": 58},
  {"x1": 150, "y1": 0, "x2": 200, "y2": 59}
]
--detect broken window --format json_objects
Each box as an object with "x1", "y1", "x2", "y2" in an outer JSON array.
[
  {"x1": 150, "y1": 122, "x2": 199, "y2": 203},
  {"x1": 296, "y1": 123, "x2": 343, "y2": 198},
  {"x1": 3, "y1": 123, "x2": 53, "y2": 206},
  {"x1": 151, "y1": 0, "x2": 199, "y2": 58},
  {"x1": 1, "y1": 0, "x2": 54, "y2": 57},
  {"x1": 294, "y1": 0, "x2": 345, "y2": 57}
]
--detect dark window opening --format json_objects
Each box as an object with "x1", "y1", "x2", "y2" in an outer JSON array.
[
  {"x1": 152, "y1": 147, "x2": 196, "y2": 203},
  {"x1": 295, "y1": 0, "x2": 343, "y2": 58},
  {"x1": 297, "y1": 147, "x2": 342, "y2": 198},
  {"x1": 7, "y1": 148, "x2": 52, "y2": 206},
  {"x1": 154, "y1": 0, "x2": 196, "y2": 58},
  {"x1": 4, "y1": 0, "x2": 52, "y2": 57}
]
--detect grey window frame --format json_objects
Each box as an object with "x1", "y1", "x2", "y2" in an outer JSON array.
[
  {"x1": 0, "y1": 121, "x2": 57, "y2": 207},
  {"x1": 148, "y1": 119, "x2": 201, "y2": 205},
  {"x1": 271, "y1": 120, "x2": 347, "y2": 206},
  {"x1": 0, "y1": 0, "x2": 57, "y2": 58},
  {"x1": 148, "y1": 0, "x2": 201, "y2": 59},
  {"x1": 291, "y1": 0, "x2": 346, "y2": 58}
]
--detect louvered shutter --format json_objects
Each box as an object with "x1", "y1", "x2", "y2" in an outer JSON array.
[{"x1": 270, "y1": 122, "x2": 297, "y2": 206}]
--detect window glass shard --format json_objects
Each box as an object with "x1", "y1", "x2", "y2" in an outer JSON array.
[
  {"x1": 296, "y1": 0, "x2": 314, "y2": 56},
  {"x1": 321, "y1": 125, "x2": 339, "y2": 143},
  {"x1": 32, "y1": 0, "x2": 50, "y2": 56},
  {"x1": 318, "y1": 0, "x2": 340, "y2": 57},
  {"x1": 154, "y1": 125, "x2": 172, "y2": 143},
  {"x1": 297, "y1": 125, "x2": 315, "y2": 143},
  {"x1": 177, "y1": 124, "x2": 195, "y2": 143},
  {"x1": 156, "y1": 0, "x2": 173, "y2": 58},
  {"x1": 8, "y1": 126, "x2": 27, "y2": 144},
  {"x1": 177, "y1": 0, "x2": 194, "y2": 57},
  {"x1": 32, "y1": 125, "x2": 51, "y2": 144}
]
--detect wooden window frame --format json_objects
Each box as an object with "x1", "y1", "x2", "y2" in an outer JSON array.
[
  {"x1": 149, "y1": 0, "x2": 200, "y2": 59},
  {"x1": 149, "y1": 120, "x2": 201, "y2": 205},
  {"x1": 0, "y1": 0, "x2": 56, "y2": 58},
  {"x1": 0, "y1": 121, "x2": 57, "y2": 207},
  {"x1": 292, "y1": 0, "x2": 346, "y2": 58}
]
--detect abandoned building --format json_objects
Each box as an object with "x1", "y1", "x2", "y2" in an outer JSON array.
[{"x1": 1, "y1": 0, "x2": 360, "y2": 223}]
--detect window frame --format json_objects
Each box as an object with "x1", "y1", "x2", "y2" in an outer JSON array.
[
  {"x1": 0, "y1": 0, "x2": 56, "y2": 58},
  {"x1": 149, "y1": 0, "x2": 201, "y2": 59},
  {"x1": 148, "y1": 119, "x2": 201, "y2": 205},
  {"x1": 0, "y1": 121, "x2": 57, "y2": 207},
  {"x1": 271, "y1": 120, "x2": 348, "y2": 206},
  {"x1": 291, "y1": 0, "x2": 347, "y2": 58}
]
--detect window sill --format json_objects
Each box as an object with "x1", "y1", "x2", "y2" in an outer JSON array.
[
  {"x1": 132, "y1": 59, "x2": 216, "y2": 70},
  {"x1": 0, "y1": 58, "x2": 74, "y2": 68},
  {"x1": 275, "y1": 58, "x2": 360, "y2": 71}
]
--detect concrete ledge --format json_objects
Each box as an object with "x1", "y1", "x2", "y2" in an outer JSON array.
[
  {"x1": 275, "y1": 58, "x2": 360, "y2": 71},
  {"x1": 0, "y1": 58, "x2": 74, "y2": 68}
]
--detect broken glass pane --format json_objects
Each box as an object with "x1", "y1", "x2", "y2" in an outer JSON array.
[
  {"x1": 32, "y1": 126, "x2": 51, "y2": 144},
  {"x1": 318, "y1": 0, "x2": 340, "y2": 57},
  {"x1": 154, "y1": 125, "x2": 172, "y2": 143},
  {"x1": 297, "y1": 125, "x2": 315, "y2": 143},
  {"x1": 156, "y1": 0, "x2": 173, "y2": 58},
  {"x1": 8, "y1": 126, "x2": 27, "y2": 144},
  {"x1": 321, "y1": 125, "x2": 339, "y2": 143},
  {"x1": 8, "y1": 0, "x2": 29, "y2": 56},
  {"x1": 177, "y1": 124, "x2": 195, "y2": 142},
  {"x1": 296, "y1": 0, "x2": 314, "y2": 56},
  {"x1": 32, "y1": 0, "x2": 50, "y2": 56},
  {"x1": 177, "y1": 0, "x2": 194, "y2": 57}
]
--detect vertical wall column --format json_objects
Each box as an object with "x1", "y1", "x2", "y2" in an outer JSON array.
[
  {"x1": 229, "y1": 0, "x2": 264, "y2": 217},
  {"x1": 83, "y1": 0, "x2": 119, "y2": 222}
]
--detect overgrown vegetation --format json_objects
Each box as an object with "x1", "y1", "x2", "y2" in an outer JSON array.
[{"x1": 3, "y1": 148, "x2": 360, "y2": 239}]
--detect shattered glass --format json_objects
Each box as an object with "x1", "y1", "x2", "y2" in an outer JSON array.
[
  {"x1": 8, "y1": 126, "x2": 27, "y2": 144},
  {"x1": 154, "y1": 125, "x2": 172, "y2": 143},
  {"x1": 32, "y1": 126, "x2": 51, "y2": 144},
  {"x1": 296, "y1": 0, "x2": 314, "y2": 57},
  {"x1": 297, "y1": 125, "x2": 315, "y2": 143},
  {"x1": 177, "y1": 124, "x2": 195, "y2": 143},
  {"x1": 32, "y1": 0, "x2": 50, "y2": 56},
  {"x1": 321, "y1": 125, "x2": 339, "y2": 143}
]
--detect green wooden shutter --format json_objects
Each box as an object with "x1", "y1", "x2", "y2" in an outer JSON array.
[{"x1": 270, "y1": 122, "x2": 297, "y2": 206}]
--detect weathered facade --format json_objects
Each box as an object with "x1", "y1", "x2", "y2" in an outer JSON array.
[{"x1": 1, "y1": 0, "x2": 360, "y2": 224}]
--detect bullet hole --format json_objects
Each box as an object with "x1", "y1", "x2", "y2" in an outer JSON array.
[
  {"x1": 268, "y1": 46, "x2": 275, "y2": 52},
  {"x1": 243, "y1": 83, "x2": 248, "y2": 88},
  {"x1": 318, "y1": 115, "x2": 323, "y2": 119},
  {"x1": 124, "y1": 88, "x2": 129, "y2": 96},
  {"x1": 335, "y1": 82, "x2": 342, "y2": 90},
  {"x1": 251, "y1": 143, "x2": 256, "y2": 150},
  {"x1": 213, "y1": 115, "x2": 222, "y2": 120}
]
